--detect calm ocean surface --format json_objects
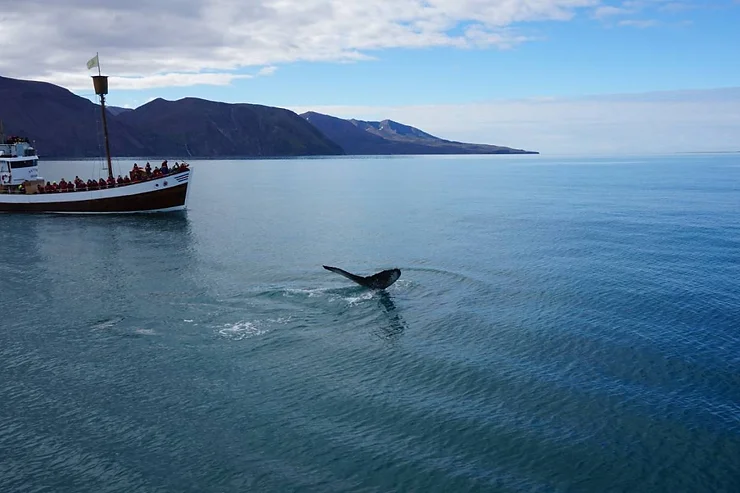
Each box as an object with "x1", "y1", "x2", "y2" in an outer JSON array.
[{"x1": 1, "y1": 154, "x2": 739, "y2": 492}]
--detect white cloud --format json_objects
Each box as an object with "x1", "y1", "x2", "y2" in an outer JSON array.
[
  {"x1": 40, "y1": 72, "x2": 255, "y2": 91},
  {"x1": 36, "y1": 64, "x2": 279, "y2": 91},
  {"x1": 618, "y1": 19, "x2": 658, "y2": 27},
  {"x1": 592, "y1": 0, "x2": 708, "y2": 27},
  {"x1": 257, "y1": 66, "x2": 278, "y2": 77},
  {"x1": 289, "y1": 88, "x2": 740, "y2": 155},
  {"x1": 593, "y1": 5, "x2": 634, "y2": 17},
  {"x1": 656, "y1": 2, "x2": 698, "y2": 13},
  {"x1": 0, "y1": 0, "x2": 598, "y2": 89}
]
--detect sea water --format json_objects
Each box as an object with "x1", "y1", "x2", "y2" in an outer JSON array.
[{"x1": 1, "y1": 154, "x2": 739, "y2": 492}]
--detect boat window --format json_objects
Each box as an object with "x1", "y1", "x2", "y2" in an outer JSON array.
[
  {"x1": 0, "y1": 161, "x2": 8, "y2": 172},
  {"x1": 10, "y1": 159, "x2": 37, "y2": 169}
]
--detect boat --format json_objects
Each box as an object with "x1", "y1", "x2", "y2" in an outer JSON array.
[{"x1": 0, "y1": 54, "x2": 193, "y2": 214}]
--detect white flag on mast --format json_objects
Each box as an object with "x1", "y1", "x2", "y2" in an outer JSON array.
[{"x1": 86, "y1": 54, "x2": 99, "y2": 70}]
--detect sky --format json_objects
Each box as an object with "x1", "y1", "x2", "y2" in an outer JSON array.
[{"x1": 1, "y1": 0, "x2": 738, "y2": 154}]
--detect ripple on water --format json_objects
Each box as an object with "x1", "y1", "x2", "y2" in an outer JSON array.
[
  {"x1": 216, "y1": 321, "x2": 268, "y2": 340},
  {"x1": 3, "y1": 156, "x2": 740, "y2": 492}
]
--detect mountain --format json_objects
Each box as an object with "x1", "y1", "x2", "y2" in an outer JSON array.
[
  {"x1": 301, "y1": 111, "x2": 538, "y2": 155},
  {"x1": 0, "y1": 75, "x2": 342, "y2": 158},
  {"x1": 0, "y1": 75, "x2": 149, "y2": 158},
  {"x1": 115, "y1": 98, "x2": 342, "y2": 157},
  {"x1": 107, "y1": 106, "x2": 133, "y2": 116},
  {"x1": 352, "y1": 118, "x2": 440, "y2": 141},
  {"x1": 0, "y1": 74, "x2": 536, "y2": 158}
]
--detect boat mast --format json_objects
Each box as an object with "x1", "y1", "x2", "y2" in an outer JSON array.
[{"x1": 91, "y1": 54, "x2": 113, "y2": 180}]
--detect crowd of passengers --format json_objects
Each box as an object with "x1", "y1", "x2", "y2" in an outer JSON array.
[{"x1": 36, "y1": 160, "x2": 188, "y2": 194}]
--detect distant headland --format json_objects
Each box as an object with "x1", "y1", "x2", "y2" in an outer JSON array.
[{"x1": 0, "y1": 75, "x2": 538, "y2": 158}]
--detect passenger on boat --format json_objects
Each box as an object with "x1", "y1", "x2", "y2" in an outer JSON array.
[
  {"x1": 98, "y1": 178, "x2": 107, "y2": 189},
  {"x1": 130, "y1": 163, "x2": 146, "y2": 182},
  {"x1": 87, "y1": 178, "x2": 97, "y2": 190},
  {"x1": 161, "y1": 161, "x2": 169, "y2": 174},
  {"x1": 107, "y1": 176, "x2": 116, "y2": 188},
  {"x1": 116, "y1": 175, "x2": 124, "y2": 185},
  {"x1": 130, "y1": 163, "x2": 139, "y2": 182},
  {"x1": 145, "y1": 162, "x2": 152, "y2": 177},
  {"x1": 123, "y1": 175, "x2": 131, "y2": 184}
]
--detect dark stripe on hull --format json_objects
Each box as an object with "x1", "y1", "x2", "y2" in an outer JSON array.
[{"x1": 0, "y1": 183, "x2": 188, "y2": 213}]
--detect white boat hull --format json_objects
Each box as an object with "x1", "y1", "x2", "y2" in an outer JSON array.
[{"x1": 0, "y1": 169, "x2": 192, "y2": 214}]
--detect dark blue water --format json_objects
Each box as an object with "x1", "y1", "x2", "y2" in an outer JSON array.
[{"x1": 2, "y1": 154, "x2": 739, "y2": 492}]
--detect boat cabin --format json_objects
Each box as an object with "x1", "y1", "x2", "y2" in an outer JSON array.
[{"x1": 0, "y1": 136, "x2": 43, "y2": 189}]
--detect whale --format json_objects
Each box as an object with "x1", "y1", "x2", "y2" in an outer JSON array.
[{"x1": 323, "y1": 265, "x2": 401, "y2": 290}]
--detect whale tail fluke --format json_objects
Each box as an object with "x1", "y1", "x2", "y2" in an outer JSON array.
[
  {"x1": 322, "y1": 265, "x2": 365, "y2": 284},
  {"x1": 323, "y1": 265, "x2": 401, "y2": 290}
]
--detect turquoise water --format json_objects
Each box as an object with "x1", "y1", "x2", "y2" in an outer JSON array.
[{"x1": 1, "y1": 154, "x2": 739, "y2": 492}]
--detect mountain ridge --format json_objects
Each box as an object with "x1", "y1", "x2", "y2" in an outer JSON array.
[
  {"x1": 0, "y1": 76, "x2": 342, "y2": 158},
  {"x1": 301, "y1": 111, "x2": 537, "y2": 155},
  {"x1": 0, "y1": 75, "x2": 538, "y2": 158}
]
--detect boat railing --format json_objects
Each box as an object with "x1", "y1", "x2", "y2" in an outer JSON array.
[{"x1": 0, "y1": 166, "x2": 189, "y2": 195}]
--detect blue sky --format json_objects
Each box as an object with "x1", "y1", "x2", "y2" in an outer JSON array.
[
  {"x1": 2, "y1": 0, "x2": 739, "y2": 153},
  {"x1": 87, "y1": 1, "x2": 740, "y2": 108}
]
